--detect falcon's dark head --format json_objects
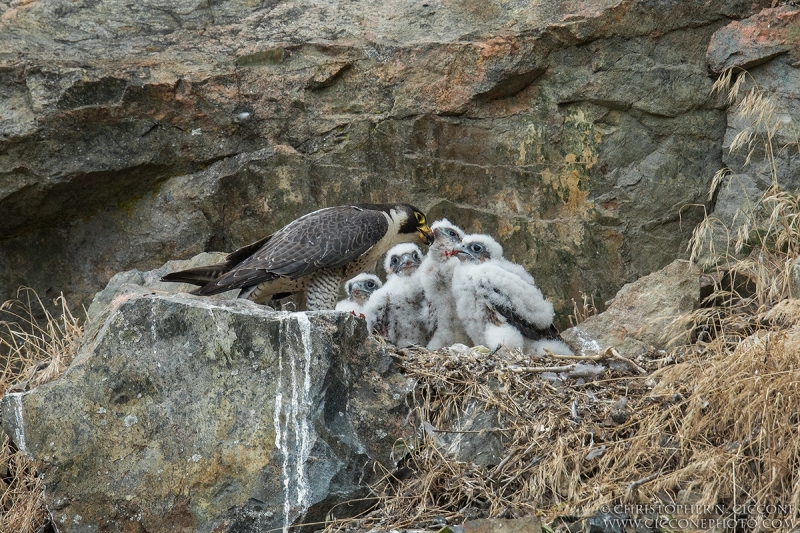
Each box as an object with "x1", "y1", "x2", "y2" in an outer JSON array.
[{"x1": 391, "y1": 204, "x2": 434, "y2": 245}]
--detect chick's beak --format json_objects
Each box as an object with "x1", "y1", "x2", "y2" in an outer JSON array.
[
  {"x1": 418, "y1": 224, "x2": 434, "y2": 245},
  {"x1": 453, "y1": 244, "x2": 473, "y2": 260}
]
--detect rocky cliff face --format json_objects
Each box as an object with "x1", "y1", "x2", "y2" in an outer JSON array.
[
  {"x1": 0, "y1": 0, "x2": 779, "y2": 321},
  {"x1": 707, "y1": 6, "x2": 800, "y2": 234}
]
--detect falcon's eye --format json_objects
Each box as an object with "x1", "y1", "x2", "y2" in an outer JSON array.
[
  {"x1": 390, "y1": 256, "x2": 399, "y2": 266},
  {"x1": 446, "y1": 229, "x2": 457, "y2": 238},
  {"x1": 470, "y1": 243, "x2": 484, "y2": 253},
  {"x1": 413, "y1": 252, "x2": 420, "y2": 260},
  {"x1": 415, "y1": 212, "x2": 426, "y2": 225},
  {"x1": 366, "y1": 281, "x2": 376, "y2": 289}
]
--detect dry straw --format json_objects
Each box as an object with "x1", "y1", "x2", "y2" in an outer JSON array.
[{"x1": 0, "y1": 288, "x2": 82, "y2": 533}]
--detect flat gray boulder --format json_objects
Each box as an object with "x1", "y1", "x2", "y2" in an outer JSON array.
[{"x1": 2, "y1": 291, "x2": 415, "y2": 532}]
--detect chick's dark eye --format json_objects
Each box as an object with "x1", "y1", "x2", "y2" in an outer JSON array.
[
  {"x1": 391, "y1": 257, "x2": 399, "y2": 265},
  {"x1": 471, "y1": 244, "x2": 483, "y2": 253},
  {"x1": 413, "y1": 252, "x2": 419, "y2": 260},
  {"x1": 447, "y1": 229, "x2": 456, "y2": 237},
  {"x1": 366, "y1": 281, "x2": 375, "y2": 289}
]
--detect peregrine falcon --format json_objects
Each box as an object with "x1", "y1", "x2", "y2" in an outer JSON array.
[
  {"x1": 364, "y1": 243, "x2": 427, "y2": 347},
  {"x1": 161, "y1": 203, "x2": 434, "y2": 311},
  {"x1": 451, "y1": 234, "x2": 572, "y2": 356},
  {"x1": 417, "y1": 219, "x2": 471, "y2": 350},
  {"x1": 335, "y1": 273, "x2": 383, "y2": 316},
  {"x1": 383, "y1": 242, "x2": 423, "y2": 278}
]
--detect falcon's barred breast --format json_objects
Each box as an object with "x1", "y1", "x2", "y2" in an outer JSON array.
[{"x1": 162, "y1": 203, "x2": 433, "y2": 311}]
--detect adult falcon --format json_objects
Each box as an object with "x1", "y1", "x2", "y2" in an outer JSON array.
[{"x1": 161, "y1": 203, "x2": 434, "y2": 311}]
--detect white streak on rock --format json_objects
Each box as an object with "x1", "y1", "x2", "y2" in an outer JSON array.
[
  {"x1": 273, "y1": 319, "x2": 288, "y2": 533},
  {"x1": 274, "y1": 313, "x2": 315, "y2": 533},
  {"x1": 7, "y1": 393, "x2": 27, "y2": 454},
  {"x1": 294, "y1": 312, "x2": 313, "y2": 507}
]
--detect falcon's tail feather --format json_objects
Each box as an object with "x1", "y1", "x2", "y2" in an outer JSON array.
[
  {"x1": 161, "y1": 264, "x2": 231, "y2": 286},
  {"x1": 162, "y1": 235, "x2": 274, "y2": 288},
  {"x1": 224, "y1": 235, "x2": 273, "y2": 264}
]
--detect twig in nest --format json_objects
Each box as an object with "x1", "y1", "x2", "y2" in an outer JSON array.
[
  {"x1": 546, "y1": 351, "x2": 607, "y2": 361},
  {"x1": 508, "y1": 364, "x2": 576, "y2": 373},
  {"x1": 543, "y1": 347, "x2": 648, "y2": 375},
  {"x1": 605, "y1": 347, "x2": 648, "y2": 375},
  {"x1": 627, "y1": 472, "x2": 659, "y2": 492},
  {"x1": 429, "y1": 428, "x2": 511, "y2": 434}
]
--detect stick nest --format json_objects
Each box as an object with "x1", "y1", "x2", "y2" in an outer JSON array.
[{"x1": 326, "y1": 182, "x2": 800, "y2": 531}]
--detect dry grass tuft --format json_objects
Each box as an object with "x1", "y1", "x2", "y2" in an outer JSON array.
[
  {"x1": 630, "y1": 331, "x2": 800, "y2": 513},
  {"x1": 0, "y1": 435, "x2": 47, "y2": 533},
  {"x1": 0, "y1": 288, "x2": 83, "y2": 533},
  {"x1": 568, "y1": 293, "x2": 597, "y2": 327},
  {"x1": 688, "y1": 67, "x2": 800, "y2": 348}
]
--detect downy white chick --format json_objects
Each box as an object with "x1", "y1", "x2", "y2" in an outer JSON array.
[
  {"x1": 383, "y1": 242, "x2": 423, "y2": 279},
  {"x1": 364, "y1": 243, "x2": 426, "y2": 347},
  {"x1": 418, "y1": 219, "x2": 471, "y2": 350},
  {"x1": 335, "y1": 273, "x2": 383, "y2": 317},
  {"x1": 451, "y1": 234, "x2": 572, "y2": 356}
]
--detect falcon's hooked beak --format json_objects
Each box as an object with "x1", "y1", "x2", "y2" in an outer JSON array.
[
  {"x1": 418, "y1": 224, "x2": 434, "y2": 245},
  {"x1": 395, "y1": 254, "x2": 420, "y2": 274},
  {"x1": 409, "y1": 208, "x2": 434, "y2": 245}
]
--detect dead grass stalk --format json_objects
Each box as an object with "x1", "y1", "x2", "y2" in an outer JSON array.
[{"x1": 0, "y1": 288, "x2": 83, "y2": 533}]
